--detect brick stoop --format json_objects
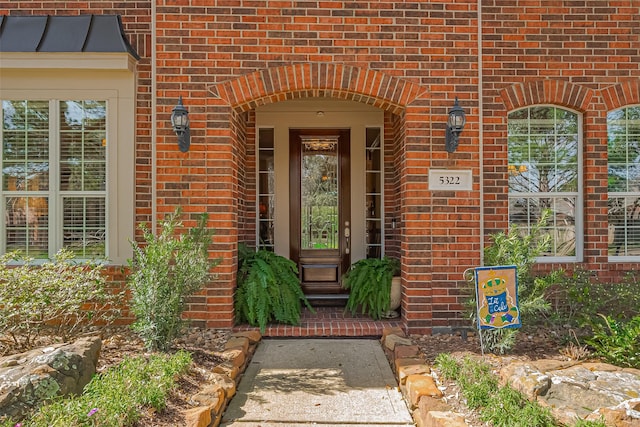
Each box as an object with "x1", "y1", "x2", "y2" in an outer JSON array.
[
  {"x1": 233, "y1": 306, "x2": 403, "y2": 337},
  {"x1": 381, "y1": 327, "x2": 470, "y2": 427}
]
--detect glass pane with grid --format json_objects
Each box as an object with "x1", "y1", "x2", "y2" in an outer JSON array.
[
  {"x1": 365, "y1": 127, "x2": 382, "y2": 259},
  {"x1": 2, "y1": 100, "x2": 50, "y2": 191},
  {"x1": 508, "y1": 196, "x2": 577, "y2": 257},
  {"x1": 63, "y1": 196, "x2": 106, "y2": 257},
  {"x1": 59, "y1": 101, "x2": 106, "y2": 192},
  {"x1": 2, "y1": 101, "x2": 51, "y2": 257},
  {"x1": 608, "y1": 106, "x2": 640, "y2": 257},
  {"x1": 258, "y1": 128, "x2": 275, "y2": 251},
  {"x1": 608, "y1": 196, "x2": 640, "y2": 256},
  {"x1": 508, "y1": 106, "x2": 578, "y2": 195},
  {"x1": 5, "y1": 196, "x2": 49, "y2": 257},
  {"x1": 508, "y1": 106, "x2": 579, "y2": 257}
]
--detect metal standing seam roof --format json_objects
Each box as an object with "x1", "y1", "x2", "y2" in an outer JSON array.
[{"x1": 0, "y1": 14, "x2": 140, "y2": 59}]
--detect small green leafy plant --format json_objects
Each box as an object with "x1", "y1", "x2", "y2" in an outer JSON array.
[
  {"x1": 1, "y1": 351, "x2": 192, "y2": 427},
  {"x1": 435, "y1": 354, "x2": 557, "y2": 427},
  {"x1": 235, "y1": 244, "x2": 313, "y2": 332},
  {"x1": 0, "y1": 248, "x2": 122, "y2": 352},
  {"x1": 554, "y1": 269, "x2": 640, "y2": 328},
  {"x1": 435, "y1": 354, "x2": 610, "y2": 426},
  {"x1": 128, "y1": 208, "x2": 218, "y2": 351},
  {"x1": 342, "y1": 256, "x2": 400, "y2": 320},
  {"x1": 585, "y1": 314, "x2": 640, "y2": 368}
]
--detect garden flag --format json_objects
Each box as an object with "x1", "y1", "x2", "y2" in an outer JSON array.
[{"x1": 474, "y1": 265, "x2": 520, "y2": 330}]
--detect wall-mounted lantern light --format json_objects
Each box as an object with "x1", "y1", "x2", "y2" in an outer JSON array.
[
  {"x1": 171, "y1": 96, "x2": 190, "y2": 152},
  {"x1": 445, "y1": 97, "x2": 466, "y2": 153}
]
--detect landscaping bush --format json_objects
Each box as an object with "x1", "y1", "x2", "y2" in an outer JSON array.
[
  {"x1": 0, "y1": 248, "x2": 122, "y2": 351},
  {"x1": 468, "y1": 209, "x2": 563, "y2": 354},
  {"x1": 547, "y1": 270, "x2": 640, "y2": 368},
  {"x1": 128, "y1": 208, "x2": 218, "y2": 351},
  {"x1": 552, "y1": 269, "x2": 640, "y2": 328},
  {"x1": 585, "y1": 314, "x2": 640, "y2": 369}
]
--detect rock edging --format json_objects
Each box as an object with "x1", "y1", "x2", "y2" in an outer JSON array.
[
  {"x1": 381, "y1": 327, "x2": 640, "y2": 427},
  {"x1": 381, "y1": 327, "x2": 469, "y2": 427},
  {"x1": 184, "y1": 330, "x2": 262, "y2": 427},
  {"x1": 499, "y1": 360, "x2": 640, "y2": 426}
]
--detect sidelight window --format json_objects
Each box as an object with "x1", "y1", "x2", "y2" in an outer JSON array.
[
  {"x1": 257, "y1": 128, "x2": 275, "y2": 251},
  {"x1": 365, "y1": 128, "x2": 382, "y2": 259}
]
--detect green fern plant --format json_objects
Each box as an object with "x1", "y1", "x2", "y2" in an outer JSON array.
[
  {"x1": 342, "y1": 256, "x2": 400, "y2": 320},
  {"x1": 235, "y1": 244, "x2": 313, "y2": 332}
]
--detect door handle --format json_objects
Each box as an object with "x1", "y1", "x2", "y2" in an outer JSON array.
[{"x1": 344, "y1": 221, "x2": 350, "y2": 254}]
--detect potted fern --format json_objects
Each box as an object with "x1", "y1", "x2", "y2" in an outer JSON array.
[
  {"x1": 234, "y1": 244, "x2": 313, "y2": 332},
  {"x1": 342, "y1": 256, "x2": 401, "y2": 320}
]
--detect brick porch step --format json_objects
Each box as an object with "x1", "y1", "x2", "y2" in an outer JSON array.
[{"x1": 233, "y1": 306, "x2": 403, "y2": 337}]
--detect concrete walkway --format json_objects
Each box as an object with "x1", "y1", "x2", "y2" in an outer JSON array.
[{"x1": 220, "y1": 339, "x2": 415, "y2": 426}]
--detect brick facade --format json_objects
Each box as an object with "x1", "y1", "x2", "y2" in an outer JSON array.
[{"x1": 1, "y1": 1, "x2": 639, "y2": 334}]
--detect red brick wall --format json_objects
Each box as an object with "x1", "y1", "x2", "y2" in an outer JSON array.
[
  {"x1": 482, "y1": 0, "x2": 640, "y2": 284},
  {"x1": 3, "y1": 1, "x2": 639, "y2": 334}
]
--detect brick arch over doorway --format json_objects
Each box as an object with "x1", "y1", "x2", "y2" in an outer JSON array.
[
  {"x1": 203, "y1": 63, "x2": 452, "y2": 334},
  {"x1": 209, "y1": 62, "x2": 427, "y2": 114}
]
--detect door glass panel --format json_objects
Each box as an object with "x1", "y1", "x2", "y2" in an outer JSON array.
[{"x1": 301, "y1": 136, "x2": 339, "y2": 250}]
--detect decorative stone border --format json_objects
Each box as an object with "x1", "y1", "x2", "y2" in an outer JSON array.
[
  {"x1": 381, "y1": 327, "x2": 470, "y2": 427},
  {"x1": 185, "y1": 331, "x2": 262, "y2": 427},
  {"x1": 381, "y1": 327, "x2": 640, "y2": 427}
]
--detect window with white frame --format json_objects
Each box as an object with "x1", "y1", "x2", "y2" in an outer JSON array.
[
  {"x1": 507, "y1": 106, "x2": 581, "y2": 260},
  {"x1": 607, "y1": 106, "x2": 640, "y2": 258},
  {"x1": 2, "y1": 99, "x2": 107, "y2": 259}
]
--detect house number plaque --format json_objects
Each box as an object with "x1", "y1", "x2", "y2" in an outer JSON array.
[{"x1": 428, "y1": 169, "x2": 473, "y2": 191}]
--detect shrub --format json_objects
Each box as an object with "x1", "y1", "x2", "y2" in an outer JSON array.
[
  {"x1": 128, "y1": 208, "x2": 218, "y2": 351},
  {"x1": 0, "y1": 249, "x2": 122, "y2": 352},
  {"x1": 468, "y1": 209, "x2": 562, "y2": 354},
  {"x1": 235, "y1": 244, "x2": 313, "y2": 332},
  {"x1": 554, "y1": 269, "x2": 640, "y2": 328},
  {"x1": 585, "y1": 314, "x2": 640, "y2": 368}
]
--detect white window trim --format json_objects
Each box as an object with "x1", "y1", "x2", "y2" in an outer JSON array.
[
  {"x1": 1, "y1": 85, "x2": 134, "y2": 264},
  {"x1": 0, "y1": 52, "x2": 136, "y2": 72}
]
